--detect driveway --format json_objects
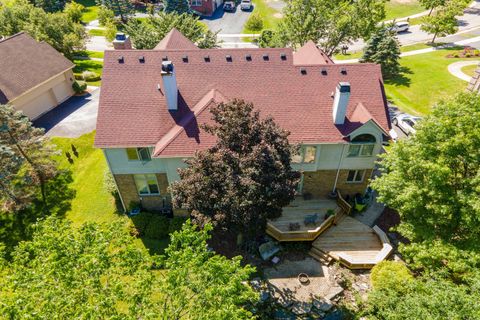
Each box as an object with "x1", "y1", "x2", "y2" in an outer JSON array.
[
  {"x1": 34, "y1": 88, "x2": 100, "y2": 138},
  {"x1": 201, "y1": 6, "x2": 252, "y2": 34}
]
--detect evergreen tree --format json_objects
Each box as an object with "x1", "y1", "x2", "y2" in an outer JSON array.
[
  {"x1": 164, "y1": 0, "x2": 191, "y2": 14},
  {"x1": 33, "y1": 0, "x2": 67, "y2": 12},
  {"x1": 361, "y1": 27, "x2": 401, "y2": 78},
  {"x1": 96, "y1": 0, "x2": 134, "y2": 22}
]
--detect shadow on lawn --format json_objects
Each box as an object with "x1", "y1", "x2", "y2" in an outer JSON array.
[{"x1": 384, "y1": 66, "x2": 413, "y2": 87}]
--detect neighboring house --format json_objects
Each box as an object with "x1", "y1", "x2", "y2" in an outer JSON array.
[
  {"x1": 95, "y1": 29, "x2": 391, "y2": 214},
  {"x1": 189, "y1": 0, "x2": 222, "y2": 16},
  {"x1": 0, "y1": 32, "x2": 75, "y2": 120}
]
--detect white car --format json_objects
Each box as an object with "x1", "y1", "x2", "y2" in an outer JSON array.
[
  {"x1": 392, "y1": 114, "x2": 421, "y2": 135},
  {"x1": 389, "y1": 21, "x2": 409, "y2": 33},
  {"x1": 240, "y1": 0, "x2": 252, "y2": 10}
]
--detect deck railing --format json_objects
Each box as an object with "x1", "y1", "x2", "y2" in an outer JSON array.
[{"x1": 266, "y1": 214, "x2": 335, "y2": 241}]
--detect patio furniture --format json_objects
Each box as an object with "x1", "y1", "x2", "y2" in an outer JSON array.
[
  {"x1": 304, "y1": 213, "x2": 319, "y2": 225},
  {"x1": 289, "y1": 222, "x2": 300, "y2": 231},
  {"x1": 259, "y1": 241, "x2": 281, "y2": 260},
  {"x1": 298, "y1": 273, "x2": 310, "y2": 285}
]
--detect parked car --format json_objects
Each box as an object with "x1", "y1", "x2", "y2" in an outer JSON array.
[
  {"x1": 392, "y1": 114, "x2": 421, "y2": 135},
  {"x1": 240, "y1": 0, "x2": 252, "y2": 10},
  {"x1": 224, "y1": 1, "x2": 236, "y2": 11},
  {"x1": 389, "y1": 21, "x2": 409, "y2": 33}
]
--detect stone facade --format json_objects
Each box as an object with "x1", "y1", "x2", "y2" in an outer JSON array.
[{"x1": 302, "y1": 169, "x2": 373, "y2": 199}]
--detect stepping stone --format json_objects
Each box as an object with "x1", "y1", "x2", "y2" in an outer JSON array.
[
  {"x1": 325, "y1": 286, "x2": 344, "y2": 301},
  {"x1": 291, "y1": 301, "x2": 312, "y2": 315},
  {"x1": 313, "y1": 298, "x2": 333, "y2": 312}
]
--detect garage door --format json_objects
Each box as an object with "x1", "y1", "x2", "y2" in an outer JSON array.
[
  {"x1": 52, "y1": 80, "x2": 72, "y2": 104},
  {"x1": 19, "y1": 90, "x2": 57, "y2": 120}
]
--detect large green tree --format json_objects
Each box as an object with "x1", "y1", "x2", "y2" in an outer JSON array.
[
  {"x1": 420, "y1": 0, "x2": 468, "y2": 43},
  {"x1": 96, "y1": 0, "x2": 133, "y2": 22},
  {"x1": 274, "y1": 0, "x2": 386, "y2": 55},
  {"x1": 361, "y1": 26, "x2": 401, "y2": 78},
  {"x1": 164, "y1": 0, "x2": 190, "y2": 14},
  {"x1": 0, "y1": 217, "x2": 257, "y2": 318},
  {"x1": 371, "y1": 92, "x2": 480, "y2": 244},
  {"x1": 170, "y1": 100, "x2": 300, "y2": 241},
  {"x1": 124, "y1": 13, "x2": 219, "y2": 49}
]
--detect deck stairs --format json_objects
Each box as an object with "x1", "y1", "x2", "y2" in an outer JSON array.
[{"x1": 308, "y1": 246, "x2": 333, "y2": 265}]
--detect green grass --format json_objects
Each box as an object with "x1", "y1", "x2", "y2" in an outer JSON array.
[
  {"x1": 51, "y1": 132, "x2": 170, "y2": 255},
  {"x1": 384, "y1": 0, "x2": 424, "y2": 21},
  {"x1": 333, "y1": 42, "x2": 441, "y2": 60},
  {"x1": 384, "y1": 49, "x2": 470, "y2": 115},
  {"x1": 461, "y1": 64, "x2": 478, "y2": 77},
  {"x1": 88, "y1": 28, "x2": 106, "y2": 37},
  {"x1": 77, "y1": 0, "x2": 98, "y2": 23},
  {"x1": 243, "y1": 0, "x2": 282, "y2": 34},
  {"x1": 73, "y1": 59, "x2": 104, "y2": 86},
  {"x1": 75, "y1": 50, "x2": 105, "y2": 59}
]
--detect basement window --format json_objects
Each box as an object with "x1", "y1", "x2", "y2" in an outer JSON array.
[
  {"x1": 134, "y1": 174, "x2": 160, "y2": 195},
  {"x1": 292, "y1": 146, "x2": 317, "y2": 164},
  {"x1": 126, "y1": 147, "x2": 151, "y2": 161},
  {"x1": 346, "y1": 170, "x2": 365, "y2": 183}
]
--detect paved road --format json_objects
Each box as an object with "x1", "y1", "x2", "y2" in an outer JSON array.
[{"x1": 34, "y1": 88, "x2": 100, "y2": 138}]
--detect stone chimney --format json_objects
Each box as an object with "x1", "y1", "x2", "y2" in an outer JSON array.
[
  {"x1": 332, "y1": 82, "x2": 351, "y2": 125},
  {"x1": 112, "y1": 33, "x2": 132, "y2": 50},
  {"x1": 161, "y1": 61, "x2": 178, "y2": 111}
]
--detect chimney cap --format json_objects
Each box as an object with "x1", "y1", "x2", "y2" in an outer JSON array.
[
  {"x1": 115, "y1": 33, "x2": 127, "y2": 41},
  {"x1": 337, "y1": 82, "x2": 350, "y2": 93},
  {"x1": 161, "y1": 60, "x2": 174, "y2": 73}
]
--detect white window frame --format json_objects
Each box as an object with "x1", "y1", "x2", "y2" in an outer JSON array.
[
  {"x1": 346, "y1": 170, "x2": 366, "y2": 183},
  {"x1": 347, "y1": 143, "x2": 375, "y2": 157},
  {"x1": 126, "y1": 147, "x2": 151, "y2": 161},
  {"x1": 191, "y1": 0, "x2": 202, "y2": 6},
  {"x1": 134, "y1": 174, "x2": 160, "y2": 195},
  {"x1": 292, "y1": 145, "x2": 317, "y2": 164}
]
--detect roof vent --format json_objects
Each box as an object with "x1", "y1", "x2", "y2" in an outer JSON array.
[
  {"x1": 204, "y1": 55, "x2": 210, "y2": 62},
  {"x1": 182, "y1": 55, "x2": 188, "y2": 62},
  {"x1": 139, "y1": 56, "x2": 145, "y2": 63},
  {"x1": 245, "y1": 54, "x2": 252, "y2": 61},
  {"x1": 341, "y1": 68, "x2": 347, "y2": 75},
  {"x1": 300, "y1": 68, "x2": 307, "y2": 75},
  {"x1": 162, "y1": 56, "x2": 168, "y2": 61},
  {"x1": 118, "y1": 56, "x2": 124, "y2": 63},
  {"x1": 263, "y1": 54, "x2": 269, "y2": 61},
  {"x1": 321, "y1": 68, "x2": 327, "y2": 75},
  {"x1": 226, "y1": 55, "x2": 232, "y2": 62},
  {"x1": 280, "y1": 53, "x2": 287, "y2": 60}
]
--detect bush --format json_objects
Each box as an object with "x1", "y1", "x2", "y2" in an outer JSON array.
[
  {"x1": 105, "y1": 20, "x2": 118, "y2": 42},
  {"x1": 82, "y1": 71, "x2": 101, "y2": 82},
  {"x1": 144, "y1": 215, "x2": 170, "y2": 239},
  {"x1": 130, "y1": 212, "x2": 153, "y2": 236},
  {"x1": 169, "y1": 216, "x2": 187, "y2": 234},
  {"x1": 371, "y1": 261, "x2": 413, "y2": 292},
  {"x1": 72, "y1": 80, "x2": 87, "y2": 93},
  {"x1": 64, "y1": 1, "x2": 84, "y2": 23},
  {"x1": 453, "y1": 53, "x2": 460, "y2": 58},
  {"x1": 245, "y1": 13, "x2": 264, "y2": 31},
  {"x1": 466, "y1": 53, "x2": 471, "y2": 58},
  {"x1": 98, "y1": 6, "x2": 115, "y2": 26}
]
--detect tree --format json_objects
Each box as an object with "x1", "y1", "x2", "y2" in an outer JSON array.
[
  {"x1": 96, "y1": 0, "x2": 134, "y2": 22},
  {"x1": 420, "y1": 0, "x2": 467, "y2": 43},
  {"x1": 0, "y1": 217, "x2": 257, "y2": 318},
  {"x1": 97, "y1": 5, "x2": 115, "y2": 26},
  {"x1": 371, "y1": 92, "x2": 480, "y2": 244},
  {"x1": 33, "y1": 0, "x2": 67, "y2": 12},
  {"x1": 276, "y1": 0, "x2": 386, "y2": 56},
  {"x1": 257, "y1": 29, "x2": 283, "y2": 48},
  {"x1": 170, "y1": 100, "x2": 300, "y2": 241},
  {"x1": 360, "y1": 27, "x2": 401, "y2": 78},
  {"x1": 164, "y1": 0, "x2": 190, "y2": 14},
  {"x1": 124, "y1": 13, "x2": 219, "y2": 49},
  {"x1": 0, "y1": 0, "x2": 86, "y2": 59},
  {"x1": 418, "y1": 0, "x2": 445, "y2": 15},
  {"x1": 64, "y1": 1, "x2": 85, "y2": 23}
]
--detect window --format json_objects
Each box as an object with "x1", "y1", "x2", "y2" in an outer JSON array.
[
  {"x1": 348, "y1": 134, "x2": 376, "y2": 157},
  {"x1": 346, "y1": 170, "x2": 365, "y2": 183},
  {"x1": 292, "y1": 146, "x2": 317, "y2": 164},
  {"x1": 191, "y1": 0, "x2": 202, "y2": 5},
  {"x1": 126, "y1": 148, "x2": 151, "y2": 161},
  {"x1": 134, "y1": 174, "x2": 160, "y2": 195}
]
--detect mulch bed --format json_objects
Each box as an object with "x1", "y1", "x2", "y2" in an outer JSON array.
[{"x1": 446, "y1": 46, "x2": 480, "y2": 58}]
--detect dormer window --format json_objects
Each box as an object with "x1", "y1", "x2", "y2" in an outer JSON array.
[
  {"x1": 292, "y1": 146, "x2": 317, "y2": 164},
  {"x1": 347, "y1": 134, "x2": 376, "y2": 157},
  {"x1": 126, "y1": 147, "x2": 151, "y2": 161}
]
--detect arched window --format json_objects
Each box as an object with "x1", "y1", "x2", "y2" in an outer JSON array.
[{"x1": 348, "y1": 134, "x2": 376, "y2": 157}]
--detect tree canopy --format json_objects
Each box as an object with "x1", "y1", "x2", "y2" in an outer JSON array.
[
  {"x1": 170, "y1": 100, "x2": 299, "y2": 241},
  {"x1": 420, "y1": 0, "x2": 468, "y2": 43},
  {"x1": 164, "y1": 0, "x2": 190, "y2": 14},
  {"x1": 0, "y1": 217, "x2": 257, "y2": 319},
  {"x1": 273, "y1": 0, "x2": 386, "y2": 55},
  {"x1": 95, "y1": 0, "x2": 134, "y2": 22},
  {"x1": 361, "y1": 26, "x2": 401, "y2": 78},
  {"x1": 124, "y1": 13, "x2": 219, "y2": 49}
]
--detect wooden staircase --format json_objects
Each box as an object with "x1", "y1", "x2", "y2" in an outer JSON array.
[{"x1": 308, "y1": 246, "x2": 333, "y2": 265}]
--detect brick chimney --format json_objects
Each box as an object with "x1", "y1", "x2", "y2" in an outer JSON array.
[
  {"x1": 112, "y1": 33, "x2": 132, "y2": 50},
  {"x1": 332, "y1": 82, "x2": 351, "y2": 125},
  {"x1": 161, "y1": 61, "x2": 178, "y2": 111}
]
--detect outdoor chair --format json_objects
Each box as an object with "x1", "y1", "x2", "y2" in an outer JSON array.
[{"x1": 304, "y1": 213, "x2": 319, "y2": 225}]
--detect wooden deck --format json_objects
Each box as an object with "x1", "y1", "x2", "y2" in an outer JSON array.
[{"x1": 311, "y1": 216, "x2": 392, "y2": 269}]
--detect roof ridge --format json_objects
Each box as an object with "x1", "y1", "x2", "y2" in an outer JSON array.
[{"x1": 0, "y1": 32, "x2": 26, "y2": 44}]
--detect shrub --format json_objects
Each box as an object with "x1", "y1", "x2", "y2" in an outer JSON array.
[
  {"x1": 169, "y1": 216, "x2": 187, "y2": 234},
  {"x1": 74, "y1": 74, "x2": 83, "y2": 80},
  {"x1": 72, "y1": 80, "x2": 87, "y2": 93},
  {"x1": 64, "y1": 1, "x2": 85, "y2": 23},
  {"x1": 98, "y1": 6, "x2": 115, "y2": 26},
  {"x1": 82, "y1": 71, "x2": 101, "y2": 82},
  {"x1": 145, "y1": 215, "x2": 170, "y2": 239},
  {"x1": 465, "y1": 53, "x2": 471, "y2": 58},
  {"x1": 129, "y1": 212, "x2": 153, "y2": 236},
  {"x1": 453, "y1": 53, "x2": 460, "y2": 58},
  {"x1": 371, "y1": 261, "x2": 413, "y2": 292},
  {"x1": 245, "y1": 13, "x2": 264, "y2": 31},
  {"x1": 105, "y1": 20, "x2": 118, "y2": 42}
]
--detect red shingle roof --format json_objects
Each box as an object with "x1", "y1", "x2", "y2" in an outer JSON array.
[
  {"x1": 154, "y1": 29, "x2": 200, "y2": 50},
  {"x1": 0, "y1": 32, "x2": 74, "y2": 104},
  {"x1": 293, "y1": 41, "x2": 334, "y2": 65},
  {"x1": 95, "y1": 33, "x2": 390, "y2": 156}
]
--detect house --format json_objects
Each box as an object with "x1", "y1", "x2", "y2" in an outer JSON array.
[
  {"x1": 0, "y1": 32, "x2": 75, "y2": 120},
  {"x1": 189, "y1": 0, "x2": 222, "y2": 16},
  {"x1": 95, "y1": 29, "x2": 391, "y2": 215}
]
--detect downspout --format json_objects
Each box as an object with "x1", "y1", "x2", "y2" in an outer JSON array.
[
  {"x1": 332, "y1": 143, "x2": 347, "y2": 193},
  {"x1": 103, "y1": 149, "x2": 127, "y2": 212}
]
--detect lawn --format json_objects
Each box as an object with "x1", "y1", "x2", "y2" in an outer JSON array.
[
  {"x1": 461, "y1": 64, "x2": 478, "y2": 77},
  {"x1": 384, "y1": 49, "x2": 470, "y2": 115},
  {"x1": 243, "y1": 0, "x2": 282, "y2": 34},
  {"x1": 77, "y1": 0, "x2": 98, "y2": 23},
  {"x1": 333, "y1": 43, "x2": 434, "y2": 60},
  {"x1": 51, "y1": 132, "x2": 170, "y2": 254},
  {"x1": 73, "y1": 59, "x2": 104, "y2": 86},
  {"x1": 384, "y1": 0, "x2": 424, "y2": 21},
  {"x1": 75, "y1": 50, "x2": 105, "y2": 59},
  {"x1": 88, "y1": 28, "x2": 106, "y2": 37}
]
